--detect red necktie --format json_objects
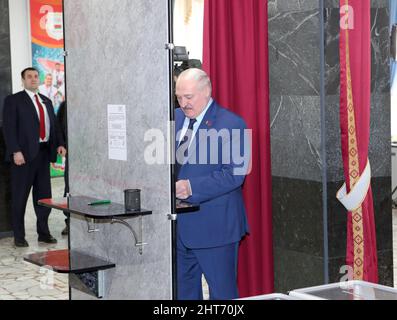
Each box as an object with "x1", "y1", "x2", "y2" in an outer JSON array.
[{"x1": 34, "y1": 94, "x2": 46, "y2": 140}]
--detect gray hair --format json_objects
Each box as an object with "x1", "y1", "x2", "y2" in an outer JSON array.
[{"x1": 177, "y1": 68, "x2": 212, "y2": 96}]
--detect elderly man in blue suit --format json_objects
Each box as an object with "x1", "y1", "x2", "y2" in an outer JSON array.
[{"x1": 175, "y1": 68, "x2": 250, "y2": 300}]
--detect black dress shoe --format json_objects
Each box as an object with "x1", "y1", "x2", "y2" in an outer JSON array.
[
  {"x1": 14, "y1": 238, "x2": 29, "y2": 247},
  {"x1": 38, "y1": 235, "x2": 58, "y2": 244}
]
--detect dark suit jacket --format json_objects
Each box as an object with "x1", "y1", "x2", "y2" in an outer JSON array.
[
  {"x1": 56, "y1": 101, "x2": 67, "y2": 146},
  {"x1": 2, "y1": 90, "x2": 64, "y2": 163},
  {"x1": 176, "y1": 100, "x2": 250, "y2": 248}
]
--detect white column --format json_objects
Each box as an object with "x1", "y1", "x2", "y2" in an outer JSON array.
[
  {"x1": 173, "y1": 0, "x2": 204, "y2": 61},
  {"x1": 8, "y1": 0, "x2": 32, "y2": 93}
]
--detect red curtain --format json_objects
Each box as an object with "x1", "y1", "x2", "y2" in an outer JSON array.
[
  {"x1": 339, "y1": 0, "x2": 378, "y2": 282},
  {"x1": 203, "y1": 0, "x2": 274, "y2": 296}
]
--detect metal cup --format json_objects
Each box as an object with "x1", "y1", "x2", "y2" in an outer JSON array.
[{"x1": 124, "y1": 189, "x2": 141, "y2": 212}]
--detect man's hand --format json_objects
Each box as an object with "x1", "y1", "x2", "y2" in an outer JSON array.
[
  {"x1": 57, "y1": 146, "x2": 67, "y2": 157},
  {"x1": 13, "y1": 152, "x2": 25, "y2": 166},
  {"x1": 176, "y1": 180, "x2": 192, "y2": 200}
]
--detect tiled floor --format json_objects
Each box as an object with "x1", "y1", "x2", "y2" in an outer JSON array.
[
  {"x1": 0, "y1": 177, "x2": 68, "y2": 300},
  {"x1": 0, "y1": 177, "x2": 209, "y2": 300},
  {"x1": 0, "y1": 177, "x2": 395, "y2": 299}
]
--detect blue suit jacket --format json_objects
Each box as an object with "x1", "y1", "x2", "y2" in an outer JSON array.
[{"x1": 176, "y1": 100, "x2": 249, "y2": 249}]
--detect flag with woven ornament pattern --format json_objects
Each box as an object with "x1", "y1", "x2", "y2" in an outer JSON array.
[{"x1": 338, "y1": 0, "x2": 378, "y2": 282}]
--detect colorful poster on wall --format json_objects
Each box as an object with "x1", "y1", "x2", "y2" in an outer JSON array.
[{"x1": 30, "y1": 0, "x2": 65, "y2": 177}]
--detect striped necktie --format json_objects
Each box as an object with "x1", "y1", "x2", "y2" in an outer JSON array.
[{"x1": 175, "y1": 118, "x2": 197, "y2": 178}]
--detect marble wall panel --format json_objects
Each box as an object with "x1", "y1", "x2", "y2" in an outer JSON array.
[
  {"x1": 271, "y1": 0, "x2": 393, "y2": 291},
  {"x1": 324, "y1": 7, "x2": 390, "y2": 96},
  {"x1": 64, "y1": 0, "x2": 172, "y2": 299},
  {"x1": 0, "y1": 131, "x2": 12, "y2": 236},
  {"x1": 272, "y1": 177, "x2": 324, "y2": 256},
  {"x1": 0, "y1": 0, "x2": 12, "y2": 235},
  {"x1": 268, "y1": 0, "x2": 319, "y2": 14},
  {"x1": 268, "y1": 6, "x2": 321, "y2": 96},
  {"x1": 270, "y1": 95, "x2": 322, "y2": 181},
  {"x1": 273, "y1": 248, "x2": 325, "y2": 294},
  {"x1": 0, "y1": 0, "x2": 12, "y2": 125},
  {"x1": 370, "y1": 8, "x2": 390, "y2": 94}
]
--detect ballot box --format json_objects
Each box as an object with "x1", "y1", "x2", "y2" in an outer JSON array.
[
  {"x1": 238, "y1": 293, "x2": 297, "y2": 300},
  {"x1": 289, "y1": 280, "x2": 397, "y2": 300}
]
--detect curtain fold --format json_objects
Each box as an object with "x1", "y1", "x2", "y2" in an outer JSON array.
[{"x1": 203, "y1": 0, "x2": 274, "y2": 297}]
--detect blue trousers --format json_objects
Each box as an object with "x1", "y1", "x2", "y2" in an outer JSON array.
[{"x1": 177, "y1": 234, "x2": 239, "y2": 300}]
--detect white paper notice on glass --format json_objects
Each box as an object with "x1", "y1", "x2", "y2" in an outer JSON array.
[{"x1": 107, "y1": 104, "x2": 127, "y2": 161}]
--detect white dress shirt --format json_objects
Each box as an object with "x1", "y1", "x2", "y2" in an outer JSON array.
[
  {"x1": 178, "y1": 98, "x2": 213, "y2": 147},
  {"x1": 177, "y1": 98, "x2": 213, "y2": 197},
  {"x1": 25, "y1": 89, "x2": 50, "y2": 142}
]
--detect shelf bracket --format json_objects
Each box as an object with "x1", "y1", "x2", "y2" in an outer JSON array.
[
  {"x1": 111, "y1": 216, "x2": 147, "y2": 255},
  {"x1": 85, "y1": 217, "x2": 100, "y2": 233}
]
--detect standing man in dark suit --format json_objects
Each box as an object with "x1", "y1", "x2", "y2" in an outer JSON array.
[
  {"x1": 2, "y1": 67, "x2": 66, "y2": 247},
  {"x1": 175, "y1": 68, "x2": 250, "y2": 300},
  {"x1": 56, "y1": 100, "x2": 69, "y2": 235}
]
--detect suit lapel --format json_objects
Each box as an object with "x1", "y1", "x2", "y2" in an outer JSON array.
[
  {"x1": 175, "y1": 109, "x2": 185, "y2": 145},
  {"x1": 22, "y1": 91, "x2": 40, "y2": 124},
  {"x1": 39, "y1": 94, "x2": 54, "y2": 137},
  {"x1": 186, "y1": 101, "x2": 218, "y2": 164}
]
